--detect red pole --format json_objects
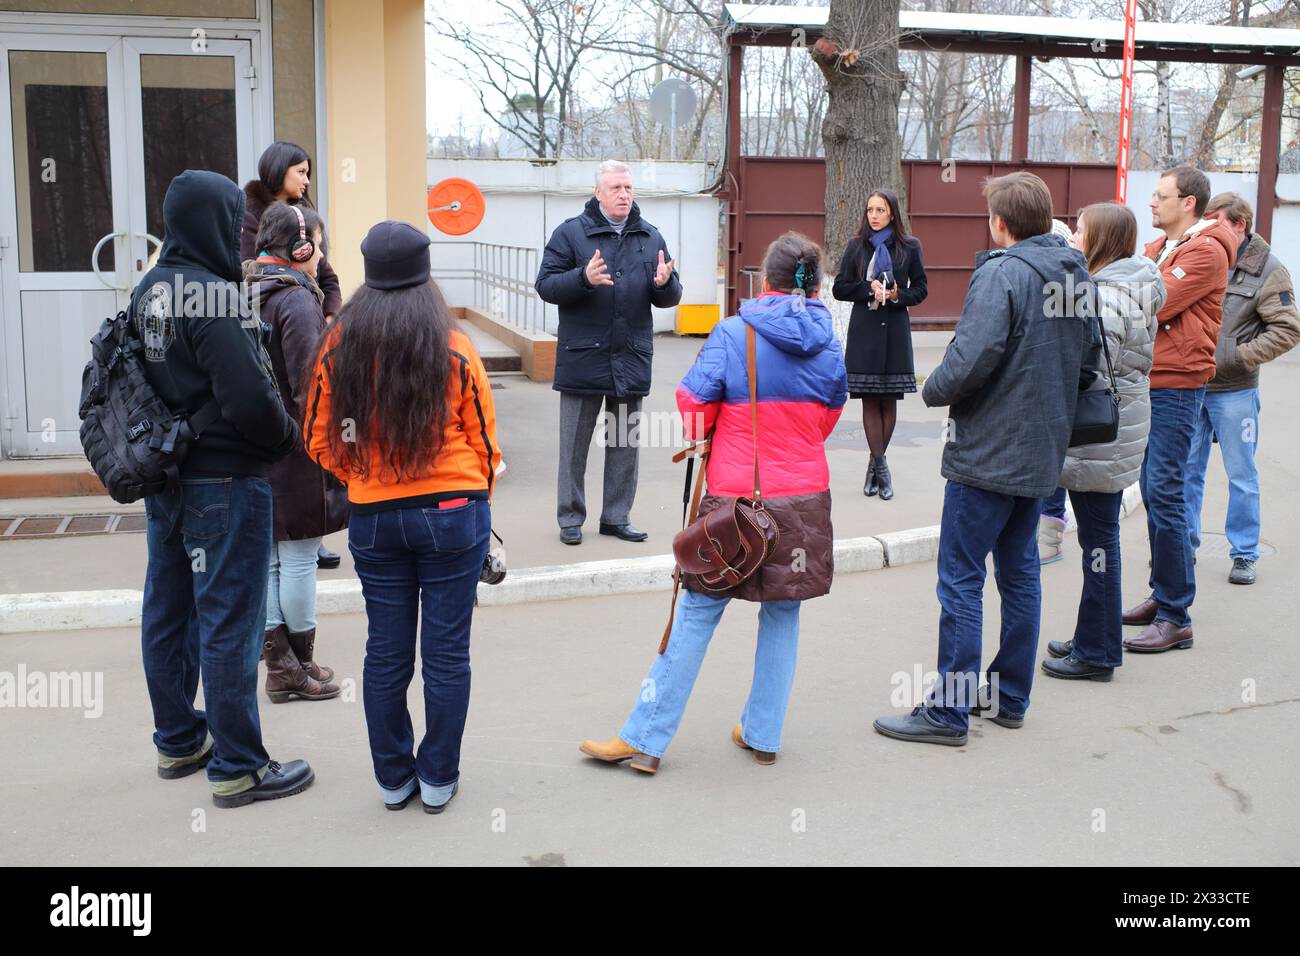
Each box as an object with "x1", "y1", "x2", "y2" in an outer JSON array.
[{"x1": 1115, "y1": 0, "x2": 1138, "y2": 202}]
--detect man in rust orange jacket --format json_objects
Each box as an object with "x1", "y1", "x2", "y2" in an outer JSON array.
[{"x1": 1123, "y1": 166, "x2": 1237, "y2": 654}]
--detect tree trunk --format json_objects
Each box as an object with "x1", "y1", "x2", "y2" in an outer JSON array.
[
  {"x1": 1155, "y1": 60, "x2": 1175, "y2": 168},
  {"x1": 812, "y1": 0, "x2": 905, "y2": 274}
]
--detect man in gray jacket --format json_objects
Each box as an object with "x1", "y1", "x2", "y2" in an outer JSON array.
[
  {"x1": 874, "y1": 171, "x2": 1094, "y2": 746},
  {"x1": 1184, "y1": 194, "x2": 1300, "y2": 585}
]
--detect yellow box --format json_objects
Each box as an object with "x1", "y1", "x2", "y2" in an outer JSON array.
[{"x1": 675, "y1": 304, "x2": 720, "y2": 335}]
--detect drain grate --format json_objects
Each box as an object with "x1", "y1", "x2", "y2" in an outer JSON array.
[{"x1": 1, "y1": 513, "x2": 147, "y2": 540}]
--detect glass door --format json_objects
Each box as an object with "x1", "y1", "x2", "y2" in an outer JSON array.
[{"x1": 0, "y1": 32, "x2": 253, "y2": 457}]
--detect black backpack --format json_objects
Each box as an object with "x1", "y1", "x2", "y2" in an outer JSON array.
[{"x1": 78, "y1": 310, "x2": 221, "y2": 504}]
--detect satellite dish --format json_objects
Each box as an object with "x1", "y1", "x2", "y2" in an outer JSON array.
[
  {"x1": 427, "y1": 177, "x2": 485, "y2": 235},
  {"x1": 649, "y1": 78, "x2": 697, "y2": 127}
]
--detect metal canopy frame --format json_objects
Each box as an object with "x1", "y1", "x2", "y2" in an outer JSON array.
[{"x1": 719, "y1": 4, "x2": 1294, "y2": 251}]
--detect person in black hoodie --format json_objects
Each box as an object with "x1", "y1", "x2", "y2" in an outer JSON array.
[
  {"x1": 241, "y1": 141, "x2": 346, "y2": 570},
  {"x1": 134, "y1": 169, "x2": 315, "y2": 808}
]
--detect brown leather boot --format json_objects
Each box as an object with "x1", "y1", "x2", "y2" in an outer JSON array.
[
  {"x1": 1124, "y1": 620, "x2": 1193, "y2": 653},
  {"x1": 578, "y1": 736, "x2": 659, "y2": 774},
  {"x1": 1122, "y1": 595, "x2": 1159, "y2": 627},
  {"x1": 264, "y1": 625, "x2": 341, "y2": 702},
  {"x1": 732, "y1": 723, "x2": 777, "y2": 765},
  {"x1": 286, "y1": 627, "x2": 334, "y2": 682}
]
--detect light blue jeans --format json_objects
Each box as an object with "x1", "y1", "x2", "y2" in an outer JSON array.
[
  {"x1": 619, "y1": 589, "x2": 801, "y2": 758},
  {"x1": 1185, "y1": 388, "x2": 1261, "y2": 561},
  {"x1": 266, "y1": 536, "x2": 322, "y2": 632}
]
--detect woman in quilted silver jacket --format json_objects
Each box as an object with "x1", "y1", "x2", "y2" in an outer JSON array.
[{"x1": 1044, "y1": 202, "x2": 1166, "y2": 683}]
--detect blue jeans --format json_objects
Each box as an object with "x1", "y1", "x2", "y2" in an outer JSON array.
[
  {"x1": 142, "y1": 477, "x2": 272, "y2": 784},
  {"x1": 1042, "y1": 487, "x2": 1067, "y2": 520},
  {"x1": 926, "y1": 480, "x2": 1041, "y2": 731},
  {"x1": 1068, "y1": 489, "x2": 1124, "y2": 668},
  {"x1": 620, "y1": 589, "x2": 801, "y2": 758},
  {"x1": 1185, "y1": 388, "x2": 1261, "y2": 561},
  {"x1": 1141, "y1": 386, "x2": 1205, "y2": 626},
  {"x1": 266, "y1": 536, "x2": 322, "y2": 632},
  {"x1": 350, "y1": 500, "x2": 489, "y2": 805}
]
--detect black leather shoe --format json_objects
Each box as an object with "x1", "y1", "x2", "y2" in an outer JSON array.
[
  {"x1": 560, "y1": 527, "x2": 582, "y2": 545},
  {"x1": 863, "y1": 458, "x2": 878, "y2": 497},
  {"x1": 1047, "y1": 639, "x2": 1073, "y2": 659},
  {"x1": 876, "y1": 456, "x2": 894, "y2": 501},
  {"x1": 316, "y1": 544, "x2": 341, "y2": 569},
  {"x1": 970, "y1": 685, "x2": 1024, "y2": 729},
  {"x1": 873, "y1": 707, "x2": 967, "y2": 746},
  {"x1": 599, "y1": 522, "x2": 648, "y2": 542},
  {"x1": 212, "y1": 759, "x2": 314, "y2": 809},
  {"x1": 1042, "y1": 655, "x2": 1115, "y2": 681},
  {"x1": 1229, "y1": 558, "x2": 1256, "y2": 585},
  {"x1": 423, "y1": 780, "x2": 459, "y2": 815}
]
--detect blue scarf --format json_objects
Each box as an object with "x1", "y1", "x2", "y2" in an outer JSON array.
[{"x1": 867, "y1": 226, "x2": 895, "y2": 283}]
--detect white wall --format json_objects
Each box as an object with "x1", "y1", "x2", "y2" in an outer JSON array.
[{"x1": 427, "y1": 159, "x2": 721, "y2": 334}]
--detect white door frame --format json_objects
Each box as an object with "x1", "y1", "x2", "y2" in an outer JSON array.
[{"x1": 0, "y1": 28, "x2": 261, "y2": 457}]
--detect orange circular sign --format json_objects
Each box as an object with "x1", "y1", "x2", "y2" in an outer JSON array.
[{"x1": 427, "y1": 177, "x2": 485, "y2": 235}]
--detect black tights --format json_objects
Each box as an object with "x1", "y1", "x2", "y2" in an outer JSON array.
[{"x1": 861, "y1": 397, "x2": 898, "y2": 459}]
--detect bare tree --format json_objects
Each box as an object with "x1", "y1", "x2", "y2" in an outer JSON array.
[
  {"x1": 812, "y1": 0, "x2": 906, "y2": 272},
  {"x1": 428, "y1": 0, "x2": 618, "y2": 159}
]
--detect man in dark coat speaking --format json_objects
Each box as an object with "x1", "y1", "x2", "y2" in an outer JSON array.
[{"x1": 535, "y1": 160, "x2": 683, "y2": 545}]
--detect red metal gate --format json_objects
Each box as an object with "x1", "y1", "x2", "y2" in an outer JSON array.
[{"x1": 727, "y1": 158, "x2": 1118, "y2": 328}]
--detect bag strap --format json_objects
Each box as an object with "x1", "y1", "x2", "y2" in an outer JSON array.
[
  {"x1": 661, "y1": 437, "x2": 711, "y2": 655},
  {"x1": 1094, "y1": 312, "x2": 1119, "y2": 393},
  {"x1": 746, "y1": 323, "x2": 761, "y2": 501},
  {"x1": 188, "y1": 397, "x2": 224, "y2": 437}
]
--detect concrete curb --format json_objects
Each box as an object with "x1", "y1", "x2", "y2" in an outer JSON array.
[{"x1": 0, "y1": 482, "x2": 1143, "y2": 633}]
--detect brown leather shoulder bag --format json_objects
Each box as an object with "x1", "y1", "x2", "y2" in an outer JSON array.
[{"x1": 660, "y1": 323, "x2": 779, "y2": 653}]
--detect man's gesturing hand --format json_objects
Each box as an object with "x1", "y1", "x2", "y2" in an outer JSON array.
[
  {"x1": 654, "y1": 249, "x2": 676, "y2": 288},
  {"x1": 585, "y1": 248, "x2": 614, "y2": 287}
]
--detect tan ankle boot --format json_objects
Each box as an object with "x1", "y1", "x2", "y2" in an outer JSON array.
[
  {"x1": 732, "y1": 723, "x2": 777, "y2": 765},
  {"x1": 264, "y1": 625, "x2": 341, "y2": 703},
  {"x1": 579, "y1": 736, "x2": 660, "y2": 774},
  {"x1": 286, "y1": 627, "x2": 334, "y2": 682}
]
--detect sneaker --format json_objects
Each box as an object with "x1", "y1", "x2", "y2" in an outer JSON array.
[{"x1": 1229, "y1": 558, "x2": 1256, "y2": 585}]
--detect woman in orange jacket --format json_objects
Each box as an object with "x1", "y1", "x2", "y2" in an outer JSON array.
[{"x1": 305, "y1": 221, "x2": 500, "y2": 814}]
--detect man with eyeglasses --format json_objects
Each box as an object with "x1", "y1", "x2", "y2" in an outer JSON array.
[{"x1": 1123, "y1": 166, "x2": 1237, "y2": 654}]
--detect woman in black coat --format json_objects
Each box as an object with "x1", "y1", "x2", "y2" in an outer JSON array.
[
  {"x1": 242, "y1": 140, "x2": 345, "y2": 567},
  {"x1": 832, "y1": 189, "x2": 927, "y2": 500},
  {"x1": 246, "y1": 202, "x2": 348, "y2": 703}
]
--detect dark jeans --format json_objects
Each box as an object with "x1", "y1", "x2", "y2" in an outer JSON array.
[
  {"x1": 142, "y1": 477, "x2": 273, "y2": 782},
  {"x1": 1140, "y1": 386, "x2": 1205, "y2": 627},
  {"x1": 927, "y1": 480, "x2": 1042, "y2": 730},
  {"x1": 1042, "y1": 487, "x2": 1067, "y2": 520},
  {"x1": 350, "y1": 500, "x2": 490, "y2": 792},
  {"x1": 1068, "y1": 489, "x2": 1124, "y2": 668}
]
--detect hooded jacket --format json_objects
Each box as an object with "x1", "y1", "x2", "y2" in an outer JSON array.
[
  {"x1": 923, "y1": 233, "x2": 1096, "y2": 499},
  {"x1": 245, "y1": 260, "x2": 348, "y2": 540},
  {"x1": 1060, "y1": 255, "x2": 1165, "y2": 494},
  {"x1": 129, "y1": 170, "x2": 298, "y2": 478},
  {"x1": 241, "y1": 179, "x2": 343, "y2": 317},
  {"x1": 1142, "y1": 216, "x2": 1238, "y2": 389},
  {"x1": 676, "y1": 293, "x2": 848, "y2": 603},
  {"x1": 1208, "y1": 232, "x2": 1300, "y2": 393},
  {"x1": 535, "y1": 196, "x2": 683, "y2": 397}
]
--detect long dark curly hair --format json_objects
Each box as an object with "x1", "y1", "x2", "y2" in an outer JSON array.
[{"x1": 319, "y1": 278, "x2": 453, "y2": 482}]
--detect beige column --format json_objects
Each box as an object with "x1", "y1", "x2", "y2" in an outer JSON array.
[{"x1": 324, "y1": 0, "x2": 427, "y2": 297}]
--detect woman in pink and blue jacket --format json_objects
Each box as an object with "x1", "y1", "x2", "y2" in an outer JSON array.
[{"x1": 580, "y1": 232, "x2": 848, "y2": 773}]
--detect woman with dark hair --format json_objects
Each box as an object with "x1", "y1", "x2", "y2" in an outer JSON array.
[
  {"x1": 242, "y1": 141, "x2": 346, "y2": 570},
  {"x1": 305, "y1": 221, "x2": 500, "y2": 813},
  {"x1": 832, "y1": 189, "x2": 928, "y2": 500},
  {"x1": 579, "y1": 231, "x2": 848, "y2": 774},
  {"x1": 247, "y1": 202, "x2": 346, "y2": 704}
]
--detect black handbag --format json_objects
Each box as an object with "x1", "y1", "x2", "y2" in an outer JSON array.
[{"x1": 1069, "y1": 312, "x2": 1120, "y2": 447}]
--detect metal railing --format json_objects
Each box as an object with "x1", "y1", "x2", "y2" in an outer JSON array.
[{"x1": 430, "y1": 241, "x2": 546, "y2": 334}]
